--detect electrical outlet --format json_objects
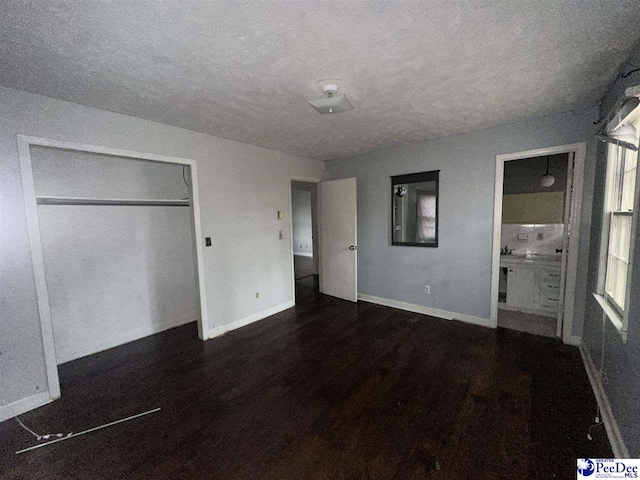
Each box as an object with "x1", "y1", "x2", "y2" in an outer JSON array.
[
  {"x1": 424, "y1": 285, "x2": 430, "y2": 295},
  {"x1": 256, "y1": 292, "x2": 259, "y2": 298},
  {"x1": 279, "y1": 230, "x2": 283, "y2": 240},
  {"x1": 537, "y1": 232, "x2": 544, "y2": 240}
]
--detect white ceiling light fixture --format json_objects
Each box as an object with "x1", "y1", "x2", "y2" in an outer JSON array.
[
  {"x1": 539, "y1": 156, "x2": 555, "y2": 188},
  {"x1": 308, "y1": 84, "x2": 354, "y2": 114}
]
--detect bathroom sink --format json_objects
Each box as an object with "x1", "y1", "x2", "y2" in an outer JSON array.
[
  {"x1": 500, "y1": 253, "x2": 561, "y2": 262},
  {"x1": 529, "y1": 254, "x2": 562, "y2": 262}
]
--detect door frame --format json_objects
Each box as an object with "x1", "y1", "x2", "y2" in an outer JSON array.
[
  {"x1": 289, "y1": 175, "x2": 323, "y2": 301},
  {"x1": 17, "y1": 135, "x2": 210, "y2": 410},
  {"x1": 556, "y1": 153, "x2": 575, "y2": 337},
  {"x1": 490, "y1": 142, "x2": 586, "y2": 344}
]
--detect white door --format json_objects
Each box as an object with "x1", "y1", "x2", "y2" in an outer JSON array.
[{"x1": 320, "y1": 177, "x2": 357, "y2": 302}]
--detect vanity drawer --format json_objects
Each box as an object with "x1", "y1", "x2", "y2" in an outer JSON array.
[
  {"x1": 539, "y1": 292, "x2": 559, "y2": 309},
  {"x1": 540, "y1": 281, "x2": 561, "y2": 293},
  {"x1": 539, "y1": 270, "x2": 561, "y2": 285}
]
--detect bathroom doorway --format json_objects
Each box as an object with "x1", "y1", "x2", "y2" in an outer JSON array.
[{"x1": 490, "y1": 143, "x2": 586, "y2": 343}]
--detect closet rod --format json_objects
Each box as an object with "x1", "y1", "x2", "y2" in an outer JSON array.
[{"x1": 36, "y1": 196, "x2": 190, "y2": 207}]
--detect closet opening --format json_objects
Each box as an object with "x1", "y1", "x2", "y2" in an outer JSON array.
[{"x1": 18, "y1": 136, "x2": 208, "y2": 404}]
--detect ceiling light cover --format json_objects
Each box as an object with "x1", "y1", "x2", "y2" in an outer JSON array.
[{"x1": 308, "y1": 94, "x2": 354, "y2": 114}]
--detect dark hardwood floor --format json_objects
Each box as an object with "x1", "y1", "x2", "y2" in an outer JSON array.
[
  {"x1": 294, "y1": 255, "x2": 315, "y2": 280},
  {"x1": 1, "y1": 279, "x2": 611, "y2": 479}
]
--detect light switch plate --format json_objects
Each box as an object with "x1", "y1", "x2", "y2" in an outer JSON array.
[{"x1": 277, "y1": 210, "x2": 283, "y2": 220}]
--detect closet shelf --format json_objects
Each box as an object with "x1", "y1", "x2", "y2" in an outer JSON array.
[{"x1": 36, "y1": 196, "x2": 190, "y2": 207}]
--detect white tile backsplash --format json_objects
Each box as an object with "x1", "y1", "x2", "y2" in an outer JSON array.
[{"x1": 500, "y1": 224, "x2": 564, "y2": 256}]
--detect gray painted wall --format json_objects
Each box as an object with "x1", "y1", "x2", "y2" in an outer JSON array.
[
  {"x1": 0, "y1": 86, "x2": 323, "y2": 414},
  {"x1": 327, "y1": 108, "x2": 598, "y2": 327},
  {"x1": 581, "y1": 45, "x2": 640, "y2": 456}
]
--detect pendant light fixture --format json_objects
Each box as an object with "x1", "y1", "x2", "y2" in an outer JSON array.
[{"x1": 539, "y1": 156, "x2": 555, "y2": 188}]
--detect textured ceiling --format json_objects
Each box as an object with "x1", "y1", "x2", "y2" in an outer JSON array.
[{"x1": 1, "y1": 1, "x2": 639, "y2": 160}]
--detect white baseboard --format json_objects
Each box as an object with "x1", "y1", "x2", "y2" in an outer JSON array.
[
  {"x1": 293, "y1": 252, "x2": 313, "y2": 257},
  {"x1": 57, "y1": 316, "x2": 199, "y2": 364},
  {"x1": 0, "y1": 391, "x2": 56, "y2": 423},
  {"x1": 208, "y1": 301, "x2": 295, "y2": 339},
  {"x1": 580, "y1": 344, "x2": 629, "y2": 458},
  {"x1": 357, "y1": 294, "x2": 492, "y2": 328}
]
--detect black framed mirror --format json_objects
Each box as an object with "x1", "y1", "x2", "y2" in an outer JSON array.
[{"x1": 391, "y1": 170, "x2": 439, "y2": 247}]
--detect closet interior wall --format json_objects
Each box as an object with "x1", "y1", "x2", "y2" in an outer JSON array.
[{"x1": 31, "y1": 146, "x2": 199, "y2": 363}]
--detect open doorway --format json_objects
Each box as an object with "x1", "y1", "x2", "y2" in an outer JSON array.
[
  {"x1": 491, "y1": 143, "x2": 586, "y2": 344},
  {"x1": 291, "y1": 180, "x2": 320, "y2": 302},
  {"x1": 497, "y1": 153, "x2": 570, "y2": 337}
]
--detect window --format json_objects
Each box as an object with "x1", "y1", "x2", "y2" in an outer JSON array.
[{"x1": 597, "y1": 105, "x2": 640, "y2": 339}]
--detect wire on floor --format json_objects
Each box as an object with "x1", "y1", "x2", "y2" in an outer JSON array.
[
  {"x1": 15, "y1": 407, "x2": 160, "y2": 455},
  {"x1": 15, "y1": 416, "x2": 71, "y2": 441}
]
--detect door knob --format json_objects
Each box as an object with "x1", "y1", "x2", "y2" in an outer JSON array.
[{"x1": 349, "y1": 245, "x2": 357, "y2": 250}]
